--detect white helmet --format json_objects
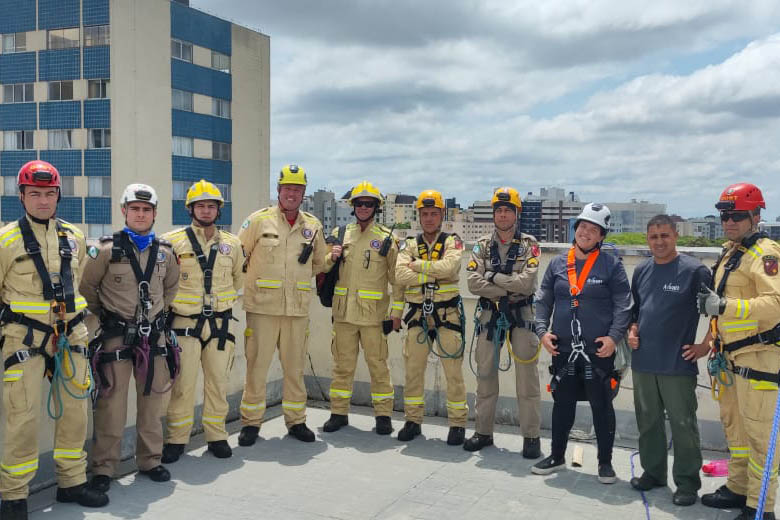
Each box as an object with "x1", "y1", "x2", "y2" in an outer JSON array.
[
  {"x1": 575, "y1": 203, "x2": 611, "y2": 233},
  {"x1": 121, "y1": 183, "x2": 158, "y2": 208}
]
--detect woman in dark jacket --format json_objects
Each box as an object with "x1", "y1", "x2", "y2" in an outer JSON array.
[{"x1": 532, "y1": 203, "x2": 631, "y2": 483}]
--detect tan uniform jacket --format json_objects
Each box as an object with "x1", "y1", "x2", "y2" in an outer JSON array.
[
  {"x1": 714, "y1": 236, "x2": 780, "y2": 355},
  {"x1": 239, "y1": 205, "x2": 327, "y2": 317},
  {"x1": 396, "y1": 232, "x2": 464, "y2": 304},
  {"x1": 161, "y1": 226, "x2": 243, "y2": 315},
  {"x1": 0, "y1": 216, "x2": 88, "y2": 342},
  {"x1": 323, "y1": 221, "x2": 403, "y2": 325},
  {"x1": 79, "y1": 234, "x2": 179, "y2": 322}
]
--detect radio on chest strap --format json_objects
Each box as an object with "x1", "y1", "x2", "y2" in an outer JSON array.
[{"x1": 489, "y1": 228, "x2": 524, "y2": 274}]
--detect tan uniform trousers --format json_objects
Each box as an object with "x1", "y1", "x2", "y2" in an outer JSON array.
[
  {"x1": 240, "y1": 313, "x2": 308, "y2": 429},
  {"x1": 166, "y1": 316, "x2": 235, "y2": 443},
  {"x1": 329, "y1": 322, "x2": 394, "y2": 416},
  {"x1": 474, "y1": 321, "x2": 541, "y2": 437},
  {"x1": 719, "y1": 348, "x2": 780, "y2": 510},
  {"x1": 1, "y1": 337, "x2": 90, "y2": 500},
  {"x1": 91, "y1": 336, "x2": 171, "y2": 476},
  {"x1": 403, "y1": 309, "x2": 467, "y2": 426}
]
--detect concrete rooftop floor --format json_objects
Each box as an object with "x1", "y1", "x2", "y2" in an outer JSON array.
[{"x1": 27, "y1": 403, "x2": 760, "y2": 520}]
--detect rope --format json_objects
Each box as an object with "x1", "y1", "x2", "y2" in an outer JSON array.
[
  {"x1": 755, "y1": 372, "x2": 780, "y2": 519},
  {"x1": 468, "y1": 302, "x2": 512, "y2": 378},
  {"x1": 629, "y1": 450, "x2": 652, "y2": 520},
  {"x1": 508, "y1": 337, "x2": 542, "y2": 364},
  {"x1": 707, "y1": 352, "x2": 733, "y2": 401},
  {"x1": 47, "y1": 335, "x2": 93, "y2": 420}
]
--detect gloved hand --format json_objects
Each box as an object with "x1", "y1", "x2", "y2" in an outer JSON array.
[{"x1": 697, "y1": 284, "x2": 725, "y2": 316}]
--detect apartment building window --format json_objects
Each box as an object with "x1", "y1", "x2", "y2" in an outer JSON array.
[
  {"x1": 88, "y1": 176, "x2": 111, "y2": 197},
  {"x1": 60, "y1": 177, "x2": 75, "y2": 196},
  {"x1": 83, "y1": 25, "x2": 110, "y2": 47},
  {"x1": 48, "y1": 28, "x2": 80, "y2": 49},
  {"x1": 48, "y1": 129, "x2": 72, "y2": 149},
  {"x1": 1, "y1": 32, "x2": 26, "y2": 53},
  {"x1": 4, "y1": 177, "x2": 19, "y2": 195},
  {"x1": 48, "y1": 81, "x2": 74, "y2": 101},
  {"x1": 212, "y1": 98, "x2": 230, "y2": 119},
  {"x1": 211, "y1": 51, "x2": 230, "y2": 73},
  {"x1": 172, "y1": 181, "x2": 188, "y2": 200},
  {"x1": 212, "y1": 141, "x2": 231, "y2": 161},
  {"x1": 215, "y1": 183, "x2": 231, "y2": 201},
  {"x1": 172, "y1": 136, "x2": 193, "y2": 157},
  {"x1": 171, "y1": 39, "x2": 192, "y2": 62},
  {"x1": 3, "y1": 131, "x2": 33, "y2": 150},
  {"x1": 88, "y1": 79, "x2": 110, "y2": 99},
  {"x1": 172, "y1": 89, "x2": 193, "y2": 111},
  {"x1": 88, "y1": 224, "x2": 112, "y2": 238},
  {"x1": 2, "y1": 83, "x2": 33, "y2": 103},
  {"x1": 88, "y1": 129, "x2": 111, "y2": 148}
]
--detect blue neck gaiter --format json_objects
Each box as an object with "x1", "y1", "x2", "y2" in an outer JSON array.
[{"x1": 124, "y1": 227, "x2": 155, "y2": 252}]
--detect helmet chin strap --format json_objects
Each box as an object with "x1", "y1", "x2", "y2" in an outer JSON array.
[
  {"x1": 190, "y1": 209, "x2": 219, "y2": 228},
  {"x1": 574, "y1": 240, "x2": 601, "y2": 255}
]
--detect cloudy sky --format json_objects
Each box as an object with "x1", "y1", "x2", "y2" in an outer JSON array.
[{"x1": 193, "y1": 0, "x2": 780, "y2": 219}]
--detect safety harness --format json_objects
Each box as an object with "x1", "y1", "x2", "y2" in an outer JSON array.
[
  {"x1": 0, "y1": 217, "x2": 93, "y2": 418},
  {"x1": 169, "y1": 227, "x2": 236, "y2": 352},
  {"x1": 547, "y1": 246, "x2": 620, "y2": 398},
  {"x1": 708, "y1": 232, "x2": 780, "y2": 392},
  {"x1": 90, "y1": 232, "x2": 179, "y2": 398}
]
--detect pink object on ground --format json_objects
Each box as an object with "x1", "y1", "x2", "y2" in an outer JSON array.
[{"x1": 702, "y1": 459, "x2": 729, "y2": 477}]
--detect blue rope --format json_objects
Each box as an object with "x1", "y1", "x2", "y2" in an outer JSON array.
[
  {"x1": 755, "y1": 375, "x2": 780, "y2": 519},
  {"x1": 47, "y1": 335, "x2": 94, "y2": 420},
  {"x1": 629, "y1": 450, "x2": 652, "y2": 520}
]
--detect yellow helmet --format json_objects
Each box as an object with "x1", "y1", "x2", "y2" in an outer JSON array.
[
  {"x1": 416, "y1": 189, "x2": 444, "y2": 209},
  {"x1": 491, "y1": 187, "x2": 522, "y2": 212},
  {"x1": 349, "y1": 181, "x2": 384, "y2": 206},
  {"x1": 185, "y1": 179, "x2": 224, "y2": 208},
  {"x1": 278, "y1": 164, "x2": 307, "y2": 186}
]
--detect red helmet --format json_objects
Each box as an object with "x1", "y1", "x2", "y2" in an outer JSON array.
[
  {"x1": 17, "y1": 160, "x2": 61, "y2": 189},
  {"x1": 715, "y1": 183, "x2": 765, "y2": 212}
]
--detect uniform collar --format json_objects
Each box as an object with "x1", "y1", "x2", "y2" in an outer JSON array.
[{"x1": 190, "y1": 223, "x2": 219, "y2": 245}]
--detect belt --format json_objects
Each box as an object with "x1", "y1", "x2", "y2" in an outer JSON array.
[
  {"x1": 730, "y1": 363, "x2": 780, "y2": 384},
  {"x1": 403, "y1": 296, "x2": 462, "y2": 334},
  {"x1": 0, "y1": 303, "x2": 86, "y2": 351},
  {"x1": 169, "y1": 308, "x2": 236, "y2": 351},
  {"x1": 723, "y1": 323, "x2": 780, "y2": 353}
]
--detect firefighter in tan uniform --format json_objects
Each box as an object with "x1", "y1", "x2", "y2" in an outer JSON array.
[
  {"x1": 321, "y1": 181, "x2": 403, "y2": 435},
  {"x1": 0, "y1": 161, "x2": 108, "y2": 520},
  {"x1": 464, "y1": 187, "x2": 543, "y2": 459},
  {"x1": 80, "y1": 184, "x2": 180, "y2": 494},
  {"x1": 237, "y1": 164, "x2": 327, "y2": 446},
  {"x1": 161, "y1": 180, "x2": 243, "y2": 463},
  {"x1": 395, "y1": 189, "x2": 467, "y2": 445},
  {"x1": 699, "y1": 183, "x2": 780, "y2": 520}
]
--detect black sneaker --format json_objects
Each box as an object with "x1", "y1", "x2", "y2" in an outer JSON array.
[
  {"x1": 289, "y1": 423, "x2": 315, "y2": 442},
  {"x1": 161, "y1": 443, "x2": 186, "y2": 464},
  {"x1": 207, "y1": 440, "x2": 233, "y2": 458},
  {"x1": 323, "y1": 414, "x2": 349, "y2": 432},
  {"x1": 238, "y1": 426, "x2": 260, "y2": 447},
  {"x1": 463, "y1": 433, "x2": 493, "y2": 452},
  {"x1": 531, "y1": 455, "x2": 565, "y2": 475},
  {"x1": 522, "y1": 437, "x2": 542, "y2": 459},
  {"x1": 598, "y1": 463, "x2": 617, "y2": 484},
  {"x1": 737, "y1": 507, "x2": 776, "y2": 520},
  {"x1": 375, "y1": 416, "x2": 393, "y2": 435},
  {"x1": 630, "y1": 472, "x2": 666, "y2": 491},
  {"x1": 56, "y1": 483, "x2": 109, "y2": 507},
  {"x1": 672, "y1": 489, "x2": 697, "y2": 506},
  {"x1": 0, "y1": 498, "x2": 27, "y2": 520},
  {"x1": 701, "y1": 485, "x2": 747, "y2": 509},
  {"x1": 139, "y1": 465, "x2": 171, "y2": 482},
  {"x1": 398, "y1": 421, "x2": 421, "y2": 441},
  {"x1": 88, "y1": 474, "x2": 111, "y2": 494},
  {"x1": 447, "y1": 427, "x2": 466, "y2": 446}
]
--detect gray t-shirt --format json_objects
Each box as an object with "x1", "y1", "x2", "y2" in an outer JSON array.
[{"x1": 630, "y1": 254, "x2": 712, "y2": 376}]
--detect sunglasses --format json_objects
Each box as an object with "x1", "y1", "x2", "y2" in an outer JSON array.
[
  {"x1": 720, "y1": 211, "x2": 751, "y2": 223},
  {"x1": 353, "y1": 200, "x2": 376, "y2": 209}
]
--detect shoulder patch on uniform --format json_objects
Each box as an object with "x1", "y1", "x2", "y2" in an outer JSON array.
[
  {"x1": 241, "y1": 218, "x2": 251, "y2": 229},
  {"x1": 527, "y1": 257, "x2": 539, "y2": 268},
  {"x1": 472, "y1": 243, "x2": 481, "y2": 255},
  {"x1": 763, "y1": 255, "x2": 778, "y2": 276},
  {"x1": 87, "y1": 245, "x2": 99, "y2": 259},
  {"x1": 467, "y1": 260, "x2": 478, "y2": 271},
  {"x1": 451, "y1": 233, "x2": 464, "y2": 250},
  {"x1": 531, "y1": 244, "x2": 541, "y2": 257},
  {"x1": 219, "y1": 243, "x2": 232, "y2": 255},
  {"x1": 157, "y1": 251, "x2": 167, "y2": 263}
]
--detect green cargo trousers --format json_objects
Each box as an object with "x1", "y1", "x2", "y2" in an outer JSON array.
[{"x1": 632, "y1": 371, "x2": 702, "y2": 493}]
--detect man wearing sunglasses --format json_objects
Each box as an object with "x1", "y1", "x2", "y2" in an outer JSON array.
[
  {"x1": 321, "y1": 181, "x2": 403, "y2": 436},
  {"x1": 698, "y1": 183, "x2": 780, "y2": 520}
]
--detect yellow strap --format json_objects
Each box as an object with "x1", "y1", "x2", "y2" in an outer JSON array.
[{"x1": 9, "y1": 301, "x2": 51, "y2": 314}]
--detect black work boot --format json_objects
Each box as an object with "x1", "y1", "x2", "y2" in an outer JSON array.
[
  {"x1": 238, "y1": 426, "x2": 260, "y2": 447},
  {"x1": 447, "y1": 427, "x2": 466, "y2": 446},
  {"x1": 207, "y1": 440, "x2": 233, "y2": 458},
  {"x1": 397, "y1": 421, "x2": 421, "y2": 441},
  {"x1": 161, "y1": 443, "x2": 186, "y2": 464},
  {"x1": 289, "y1": 423, "x2": 315, "y2": 442},
  {"x1": 522, "y1": 437, "x2": 542, "y2": 459},
  {"x1": 0, "y1": 498, "x2": 28, "y2": 520},
  {"x1": 56, "y1": 483, "x2": 109, "y2": 507},
  {"x1": 139, "y1": 465, "x2": 171, "y2": 482},
  {"x1": 375, "y1": 416, "x2": 393, "y2": 435},
  {"x1": 630, "y1": 473, "x2": 666, "y2": 491},
  {"x1": 737, "y1": 507, "x2": 776, "y2": 520},
  {"x1": 463, "y1": 432, "x2": 493, "y2": 452},
  {"x1": 702, "y1": 485, "x2": 747, "y2": 509},
  {"x1": 323, "y1": 414, "x2": 349, "y2": 432},
  {"x1": 88, "y1": 474, "x2": 111, "y2": 494}
]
